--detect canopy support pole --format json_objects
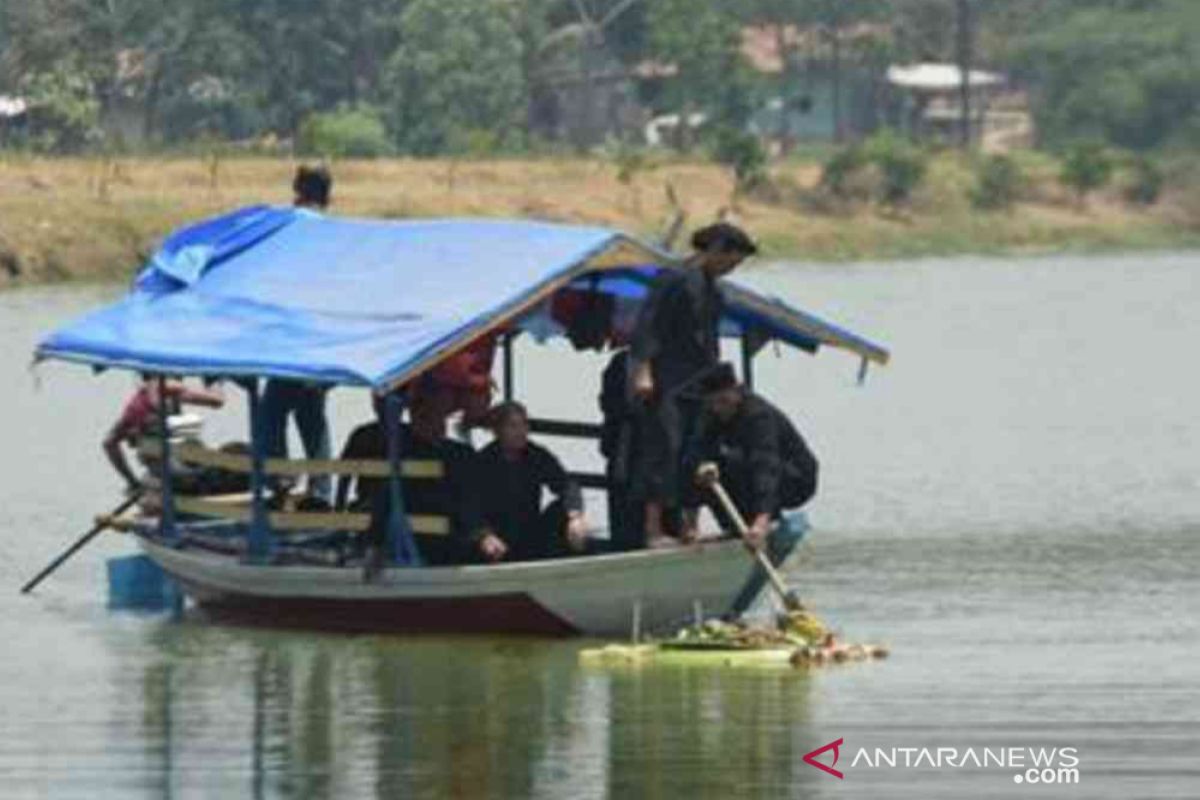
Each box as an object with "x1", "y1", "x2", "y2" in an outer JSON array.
[
  {"x1": 383, "y1": 392, "x2": 420, "y2": 566},
  {"x1": 741, "y1": 333, "x2": 756, "y2": 390},
  {"x1": 156, "y1": 375, "x2": 178, "y2": 544},
  {"x1": 502, "y1": 332, "x2": 515, "y2": 402},
  {"x1": 244, "y1": 379, "x2": 271, "y2": 562}
]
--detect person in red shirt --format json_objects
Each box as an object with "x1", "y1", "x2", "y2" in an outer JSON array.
[
  {"x1": 103, "y1": 377, "x2": 225, "y2": 494},
  {"x1": 427, "y1": 333, "x2": 498, "y2": 431}
]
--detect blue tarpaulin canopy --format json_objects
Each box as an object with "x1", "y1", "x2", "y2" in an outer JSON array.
[{"x1": 36, "y1": 207, "x2": 889, "y2": 389}]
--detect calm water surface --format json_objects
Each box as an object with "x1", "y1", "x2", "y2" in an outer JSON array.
[{"x1": 1, "y1": 253, "x2": 1197, "y2": 799}]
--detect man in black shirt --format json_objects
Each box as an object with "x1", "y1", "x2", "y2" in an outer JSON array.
[
  {"x1": 334, "y1": 400, "x2": 387, "y2": 513},
  {"x1": 681, "y1": 363, "x2": 818, "y2": 548},
  {"x1": 629, "y1": 223, "x2": 758, "y2": 541},
  {"x1": 342, "y1": 389, "x2": 485, "y2": 566},
  {"x1": 475, "y1": 402, "x2": 587, "y2": 562},
  {"x1": 598, "y1": 348, "x2": 643, "y2": 551}
]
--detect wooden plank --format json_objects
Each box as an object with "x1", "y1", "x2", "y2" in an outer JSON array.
[
  {"x1": 527, "y1": 418, "x2": 603, "y2": 439},
  {"x1": 173, "y1": 496, "x2": 450, "y2": 536},
  {"x1": 406, "y1": 515, "x2": 451, "y2": 537},
  {"x1": 168, "y1": 442, "x2": 444, "y2": 479},
  {"x1": 175, "y1": 496, "x2": 371, "y2": 531},
  {"x1": 582, "y1": 238, "x2": 664, "y2": 270},
  {"x1": 569, "y1": 472, "x2": 608, "y2": 491}
]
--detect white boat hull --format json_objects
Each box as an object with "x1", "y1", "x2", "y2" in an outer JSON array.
[{"x1": 136, "y1": 533, "x2": 797, "y2": 636}]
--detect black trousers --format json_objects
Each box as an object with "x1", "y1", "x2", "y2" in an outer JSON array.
[
  {"x1": 606, "y1": 468, "x2": 639, "y2": 552},
  {"x1": 634, "y1": 389, "x2": 700, "y2": 510},
  {"x1": 497, "y1": 500, "x2": 570, "y2": 562}
]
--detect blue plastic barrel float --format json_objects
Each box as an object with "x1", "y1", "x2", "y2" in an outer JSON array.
[{"x1": 106, "y1": 554, "x2": 181, "y2": 611}]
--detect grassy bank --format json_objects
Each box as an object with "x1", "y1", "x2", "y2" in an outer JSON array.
[{"x1": 1, "y1": 153, "x2": 1198, "y2": 286}]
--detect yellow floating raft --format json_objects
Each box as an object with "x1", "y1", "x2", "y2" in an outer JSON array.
[{"x1": 578, "y1": 612, "x2": 889, "y2": 670}]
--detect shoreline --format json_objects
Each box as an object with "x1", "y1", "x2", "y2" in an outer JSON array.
[{"x1": 2, "y1": 155, "x2": 1197, "y2": 288}]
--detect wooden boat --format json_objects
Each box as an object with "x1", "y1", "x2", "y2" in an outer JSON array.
[
  {"x1": 135, "y1": 528, "x2": 796, "y2": 636},
  {"x1": 37, "y1": 209, "x2": 889, "y2": 636}
]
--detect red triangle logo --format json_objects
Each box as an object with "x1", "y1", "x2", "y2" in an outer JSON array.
[{"x1": 803, "y1": 738, "x2": 845, "y2": 780}]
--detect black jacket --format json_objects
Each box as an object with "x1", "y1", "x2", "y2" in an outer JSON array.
[
  {"x1": 476, "y1": 440, "x2": 582, "y2": 560},
  {"x1": 346, "y1": 422, "x2": 483, "y2": 565},
  {"x1": 683, "y1": 392, "x2": 818, "y2": 519},
  {"x1": 630, "y1": 268, "x2": 723, "y2": 393},
  {"x1": 599, "y1": 349, "x2": 632, "y2": 464}
]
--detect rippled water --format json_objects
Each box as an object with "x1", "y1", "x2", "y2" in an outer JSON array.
[{"x1": 1, "y1": 253, "x2": 1198, "y2": 798}]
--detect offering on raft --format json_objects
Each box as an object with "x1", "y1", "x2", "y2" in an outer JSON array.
[{"x1": 578, "y1": 606, "x2": 889, "y2": 669}]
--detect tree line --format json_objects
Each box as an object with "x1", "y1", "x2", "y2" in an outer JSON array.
[{"x1": 0, "y1": 0, "x2": 1196, "y2": 156}]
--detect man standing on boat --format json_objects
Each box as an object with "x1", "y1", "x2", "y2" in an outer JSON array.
[
  {"x1": 259, "y1": 165, "x2": 335, "y2": 504},
  {"x1": 598, "y1": 346, "x2": 641, "y2": 551},
  {"x1": 680, "y1": 363, "x2": 818, "y2": 548},
  {"x1": 629, "y1": 223, "x2": 757, "y2": 544}
]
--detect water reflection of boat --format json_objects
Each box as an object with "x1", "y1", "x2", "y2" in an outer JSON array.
[
  {"x1": 37, "y1": 208, "x2": 888, "y2": 635},
  {"x1": 132, "y1": 624, "x2": 820, "y2": 798}
]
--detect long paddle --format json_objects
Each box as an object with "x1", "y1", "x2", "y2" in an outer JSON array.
[
  {"x1": 706, "y1": 472, "x2": 804, "y2": 611},
  {"x1": 20, "y1": 493, "x2": 141, "y2": 594}
]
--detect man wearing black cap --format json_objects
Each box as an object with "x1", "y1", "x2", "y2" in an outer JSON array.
[
  {"x1": 680, "y1": 363, "x2": 818, "y2": 548},
  {"x1": 629, "y1": 222, "x2": 758, "y2": 542}
]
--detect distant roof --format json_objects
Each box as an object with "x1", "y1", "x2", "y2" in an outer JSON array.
[
  {"x1": 37, "y1": 208, "x2": 889, "y2": 389},
  {"x1": 0, "y1": 96, "x2": 28, "y2": 119},
  {"x1": 741, "y1": 24, "x2": 890, "y2": 74},
  {"x1": 636, "y1": 23, "x2": 890, "y2": 79},
  {"x1": 887, "y1": 63, "x2": 1004, "y2": 91}
]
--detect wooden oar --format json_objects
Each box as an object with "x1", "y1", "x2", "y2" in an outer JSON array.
[
  {"x1": 20, "y1": 493, "x2": 141, "y2": 595},
  {"x1": 708, "y1": 477, "x2": 804, "y2": 612}
]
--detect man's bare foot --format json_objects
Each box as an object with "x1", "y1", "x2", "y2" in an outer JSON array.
[
  {"x1": 643, "y1": 501, "x2": 665, "y2": 539},
  {"x1": 647, "y1": 534, "x2": 679, "y2": 549}
]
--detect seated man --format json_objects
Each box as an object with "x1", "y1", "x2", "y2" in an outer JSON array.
[
  {"x1": 475, "y1": 402, "x2": 588, "y2": 562},
  {"x1": 334, "y1": 394, "x2": 389, "y2": 512},
  {"x1": 345, "y1": 388, "x2": 486, "y2": 566},
  {"x1": 103, "y1": 376, "x2": 225, "y2": 495},
  {"x1": 680, "y1": 363, "x2": 818, "y2": 548}
]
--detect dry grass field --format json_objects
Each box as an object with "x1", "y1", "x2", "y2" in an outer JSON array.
[{"x1": 1, "y1": 152, "x2": 1196, "y2": 286}]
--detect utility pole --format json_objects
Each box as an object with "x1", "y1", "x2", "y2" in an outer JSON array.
[
  {"x1": 830, "y1": 4, "x2": 844, "y2": 143},
  {"x1": 956, "y1": 0, "x2": 974, "y2": 149}
]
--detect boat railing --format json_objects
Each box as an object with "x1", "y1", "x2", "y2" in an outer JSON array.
[
  {"x1": 139, "y1": 420, "x2": 610, "y2": 551},
  {"x1": 138, "y1": 440, "x2": 452, "y2": 537},
  {"x1": 527, "y1": 418, "x2": 602, "y2": 439},
  {"x1": 167, "y1": 440, "x2": 445, "y2": 480},
  {"x1": 171, "y1": 495, "x2": 450, "y2": 537},
  {"x1": 526, "y1": 417, "x2": 607, "y2": 490}
]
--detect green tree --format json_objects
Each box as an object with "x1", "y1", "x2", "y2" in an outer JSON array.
[
  {"x1": 20, "y1": 65, "x2": 102, "y2": 151},
  {"x1": 1060, "y1": 140, "x2": 1114, "y2": 208},
  {"x1": 864, "y1": 128, "x2": 926, "y2": 206},
  {"x1": 1010, "y1": 0, "x2": 1200, "y2": 150},
  {"x1": 385, "y1": 0, "x2": 526, "y2": 155},
  {"x1": 891, "y1": 0, "x2": 958, "y2": 62},
  {"x1": 298, "y1": 106, "x2": 393, "y2": 157},
  {"x1": 647, "y1": 0, "x2": 748, "y2": 149},
  {"x1": 820, "y1": 143, "x2": 869, "y2": 200},
  {"x1": 971, "y1": 153, "x2": 1023, "y2": 211},
  {"x1": 1124, "y1": 155, "x2": 1164, "y2": 206},
  {"x1": 710, "y1": 125, "x2": 767, "y2": 191}
]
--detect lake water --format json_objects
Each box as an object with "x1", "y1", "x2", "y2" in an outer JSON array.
[{"x1": 1, "y1": 253, "x2": 1197, "y2": 798}]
